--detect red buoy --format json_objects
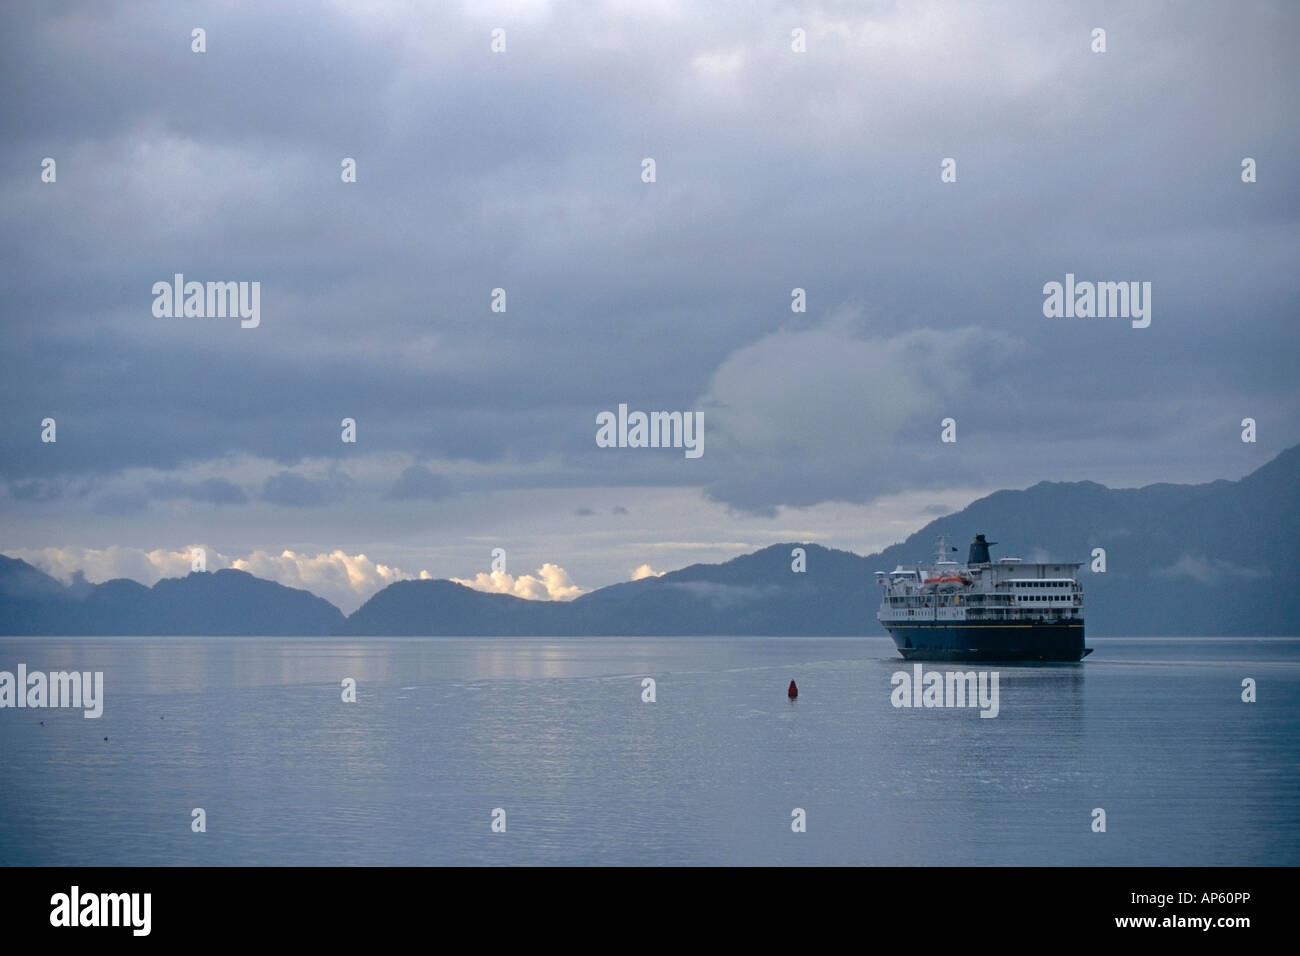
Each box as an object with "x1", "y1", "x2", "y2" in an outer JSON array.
[{"x1": 788, "y1": 680, "x2": 798, "y2": 699}]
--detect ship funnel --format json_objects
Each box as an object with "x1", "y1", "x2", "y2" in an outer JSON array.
[{"x1": 968, "y1": 534, "x2": 996, "y2": 564}]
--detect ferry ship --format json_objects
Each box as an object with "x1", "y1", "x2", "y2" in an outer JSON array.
[{"x1": 875, "y1": 534, "x2": 1091, "y2": 662}]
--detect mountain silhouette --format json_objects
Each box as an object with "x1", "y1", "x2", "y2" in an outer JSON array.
[
  {"x1": 0, "y1": 562, "x2": 343, "y2": 635},
  {"x1": 3, "y1": 444, "x2": 1297, "y2": 636}
]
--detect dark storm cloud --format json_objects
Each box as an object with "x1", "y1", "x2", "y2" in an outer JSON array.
[
  {"x1": 92, "y1": 492, "x2": 148, "y2": 516},
  {"x1": 9, "y1": 477, "x2": 94, "y2": 502},
  {"x1": 149, "y1": 477, "x2": 247, "y2": 505},
  {"x1": 261, "y1": 472, "x2": 330, "y2": 508},
  {"x1": 0, "y1": 0, "x2": 1296, "y2": 535},
  {"x1": 385, "y1": 465, "x2": 454, "y2": 501}
]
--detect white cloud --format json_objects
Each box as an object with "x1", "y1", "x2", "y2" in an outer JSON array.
[
  {"x1": 451, "y1": 563, "x2": 584, "y2": 600},
  {"x1": 1154, "y1": 554, "x2": 1269, "y2": 585},
  {"x1": 697, "y1": 306, "x2": 1027, "y2": 509},
  {"x1": 5, "y1": 545, "x2": 431, "y2": 614},
  {"x1": 229, "y1": 549, "x2": 423, "y2": 611},
  {"x1": 9, "y1": 545, "x2": 201, "y2": 587},
  {"x1": 631, "y1": 563, "x2": 665, "y2": 580}
]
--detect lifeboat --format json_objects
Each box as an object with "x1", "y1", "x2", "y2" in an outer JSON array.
[{"x1": 923, "y1": 575, "x2": 972, "y2": 585}]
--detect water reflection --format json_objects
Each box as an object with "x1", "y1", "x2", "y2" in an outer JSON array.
[{"x1": 0, "y1": 636, "x2": 1295, "y2": 865}]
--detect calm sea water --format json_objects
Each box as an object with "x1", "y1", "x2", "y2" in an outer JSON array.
[{"x1": 1, "y1": 636, "x2": 1296, "y2": 866}]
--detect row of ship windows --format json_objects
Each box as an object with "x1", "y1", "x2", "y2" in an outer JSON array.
[
  {"x1": 893, "y1": 608, "x2": 1079, "y2": 616},
  {"x1": 1012, "y1": 581, "x2": 1076, "y2": 588},
  {"x1": 887, "y1": 597, "x2": 1079, "y2": 604},
  {"x1": 887, "y1": 595, "x2": 1079, "y2": 606}
]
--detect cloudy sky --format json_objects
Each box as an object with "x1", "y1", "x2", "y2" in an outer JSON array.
[{"x1": 1, "y1": 0, "x2": 1296, "y2": 612}]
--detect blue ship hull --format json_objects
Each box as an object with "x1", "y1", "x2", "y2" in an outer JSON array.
[{"x1": 884, "y1": 621, "x2": 1091, "y2": 662}]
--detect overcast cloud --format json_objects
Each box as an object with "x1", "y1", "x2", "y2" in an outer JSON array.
[{"x1": 1, "y1": 0, "x2": 1295, "y2": 601}]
